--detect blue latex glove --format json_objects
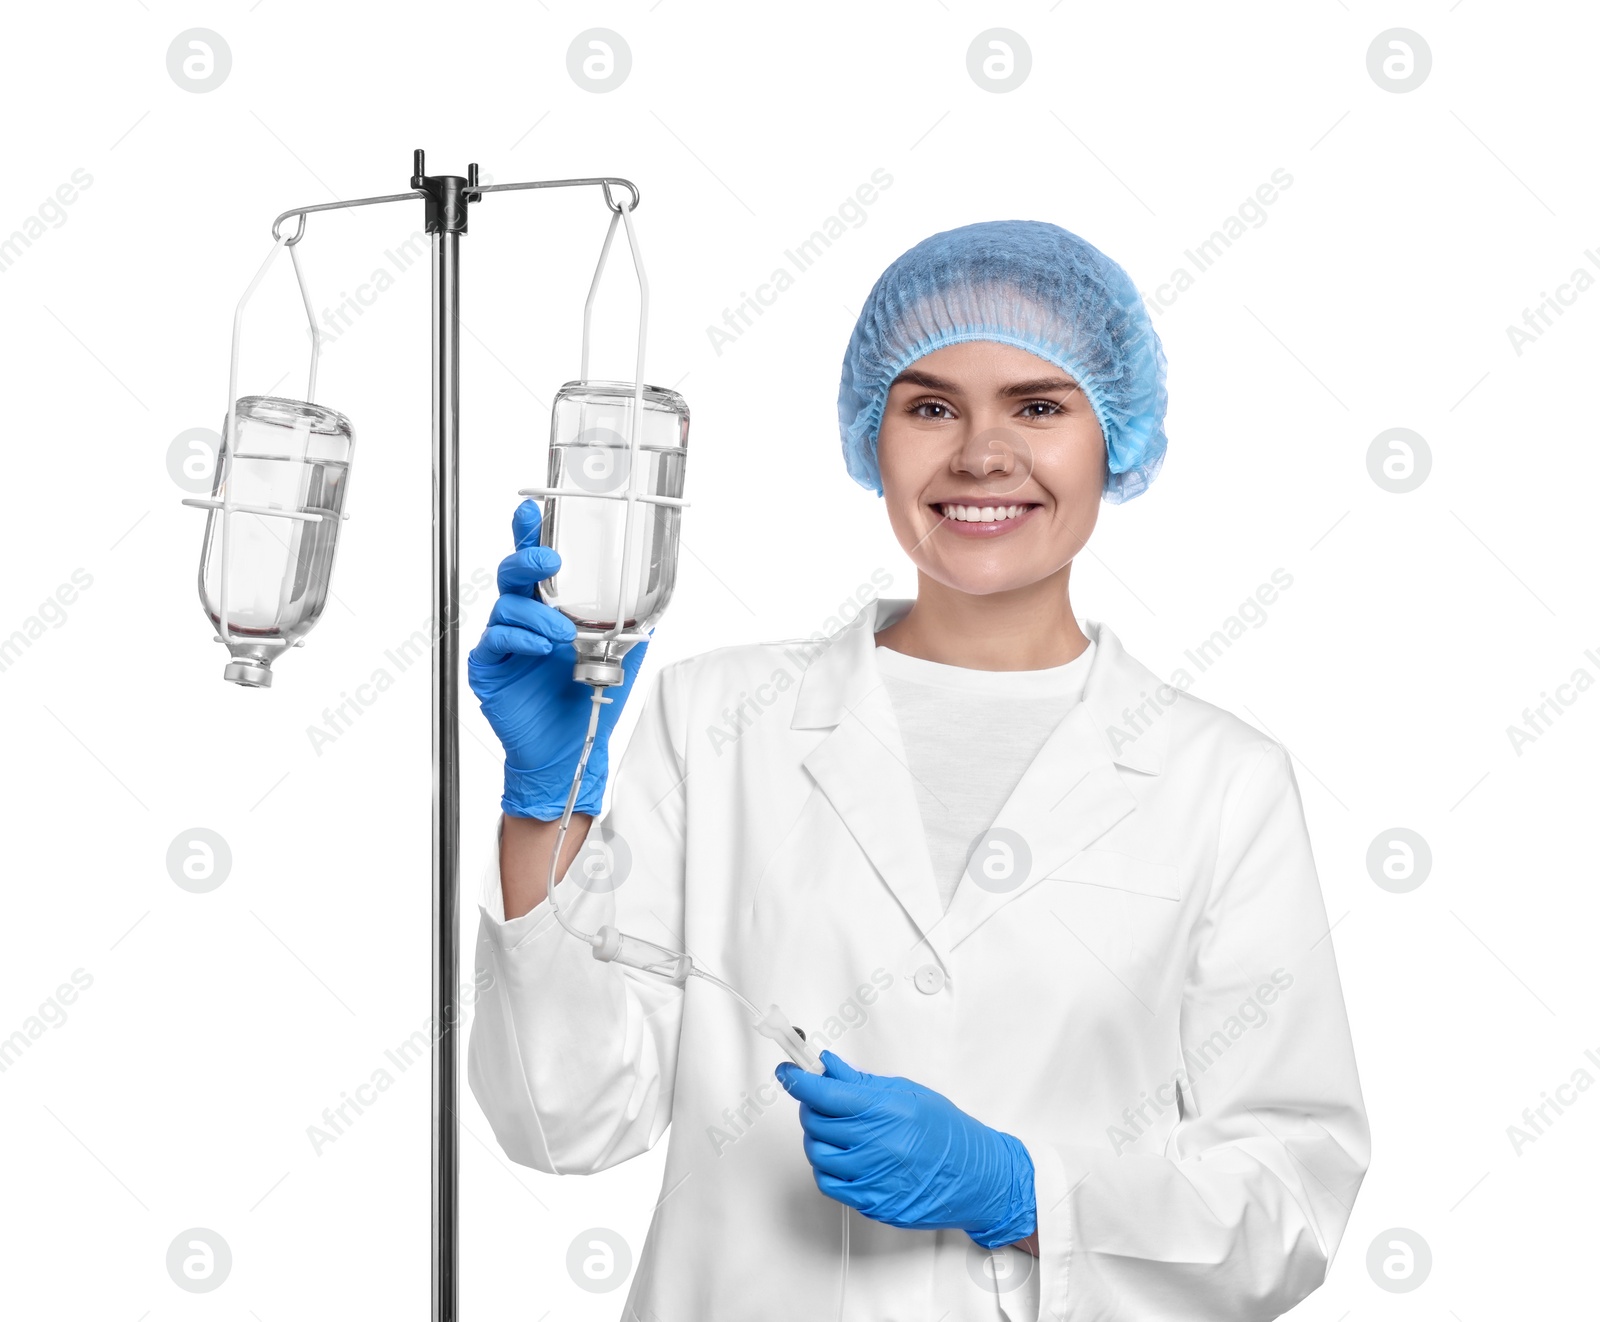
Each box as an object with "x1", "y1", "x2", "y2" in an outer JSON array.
[
  {"x1": 467, "y1": 499, "x2": 650, "y2": 819},
  {"x1": 776, "y1": 1050, "x2": 1037, "y2": 1249}
]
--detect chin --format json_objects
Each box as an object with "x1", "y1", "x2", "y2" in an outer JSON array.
[{"x1": 927, "y1": 565, "x2": 1056, "y2": 597}]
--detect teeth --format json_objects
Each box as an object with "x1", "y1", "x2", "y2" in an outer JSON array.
[{"x1": 938, "y1": 503, "x2": 1029, "y2": 523}]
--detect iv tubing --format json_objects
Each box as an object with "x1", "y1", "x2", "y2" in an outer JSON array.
[
  {"x1": 839, "y1": 1204, "x2": 850, "y2": 1319},
  {"x1": 542, "y1": 685, "x2": 765, "y2": 1026},
  {"x1": 542, "y1": 685, "x2": 608, "y2": 944}
]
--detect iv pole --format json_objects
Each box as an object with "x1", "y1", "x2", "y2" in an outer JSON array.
[{"x1": 264, "y1": 149, "x2": 643, "y2": 1322}]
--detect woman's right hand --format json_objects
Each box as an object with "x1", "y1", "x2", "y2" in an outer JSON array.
[{"x1": 468, "y1": 499, "x2": 649, "y2": 820}]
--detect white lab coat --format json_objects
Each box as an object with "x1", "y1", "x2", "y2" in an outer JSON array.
[{"x1": 468, "y1": 598, "x2": 1371, "y2": 1322}]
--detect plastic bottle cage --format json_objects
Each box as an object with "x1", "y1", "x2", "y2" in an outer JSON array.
[
  {"x1": 183, "y1": 184, "x2": 678, "y2": 655},
  {"x1": 179, "y1": 231, "x2": 346, "y2": 649},
  {"x1": 515, "y1": 198, "x2": 689, "y2": 652}
]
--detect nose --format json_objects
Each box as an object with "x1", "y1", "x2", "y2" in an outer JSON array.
[{"x1": 953, "y1": 423, "x2": 1026, "y2": 480}]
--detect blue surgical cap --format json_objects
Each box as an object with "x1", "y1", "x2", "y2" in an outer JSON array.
[{"x1": 837, "y1": 219, "x2": 1168, "y2": 503}]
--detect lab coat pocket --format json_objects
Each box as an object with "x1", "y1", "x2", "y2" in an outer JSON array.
[
  {"x1": 1040, "y1": 849, "x2": 1184, "y2": 1010},
  {"x1": 1045, "y1": 848, "x2": 1181, "y2": 900}
]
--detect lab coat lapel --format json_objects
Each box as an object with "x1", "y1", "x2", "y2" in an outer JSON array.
[
  {"x1": 793, "y1": 599, "x2": 949, "y2": 961},
  {"x1": 935, "y1": 619, "x2": 1170, "y2": 954}
]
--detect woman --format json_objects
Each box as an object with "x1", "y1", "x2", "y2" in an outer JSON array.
[{"x1": 466, "y1": 220, "x2": 1371, "y2": 1321}]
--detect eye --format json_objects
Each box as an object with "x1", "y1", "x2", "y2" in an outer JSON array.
[
  {"x1": 908, "y1": 396, "x2": 955, "y2": 420},
  {"x1": 1019, "y1": 399, "x2": 1066, "y2": 419}
]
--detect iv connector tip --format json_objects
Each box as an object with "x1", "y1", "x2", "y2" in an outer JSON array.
[
  {"x1": 574, "y1": 657, "x2": 625, "y2": 687},
  {"x1": 223, "y1": 659, "x2": 273, "y2": 688}
]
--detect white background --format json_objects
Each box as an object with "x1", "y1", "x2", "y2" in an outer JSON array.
[{"x1": 1, "y1": 2, "x2": 1595, "y2": 1318}]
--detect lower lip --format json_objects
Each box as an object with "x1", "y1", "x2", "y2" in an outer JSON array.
[{"x1": 930, "y1": 504, "x2": 1042, "y2": 537}]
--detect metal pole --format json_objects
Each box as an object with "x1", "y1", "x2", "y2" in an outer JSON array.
[
  {"x1": 429, "y1": 201, "x2": 463, "y2": 1322},
  {"x1": 209, "y1": 149, "x2": 643, "y2": 1322}
]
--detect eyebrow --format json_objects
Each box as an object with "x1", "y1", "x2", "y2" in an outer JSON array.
[{"x1": 889, "y1": 367, "x2": 1082, "y2": 398}]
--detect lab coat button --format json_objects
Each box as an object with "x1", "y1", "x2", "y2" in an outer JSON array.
[{"x1": 913, "y1": 964, "x2": 945, "y2": 995}]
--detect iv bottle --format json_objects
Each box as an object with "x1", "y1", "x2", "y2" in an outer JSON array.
[
  {"x1": 538, "y1": 380, "x2": 689, "y2": 683},
  {"x1": 197, "y1": 395, "x2": 356, "y2": 687}
]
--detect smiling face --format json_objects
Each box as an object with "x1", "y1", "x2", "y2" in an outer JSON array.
[{"x1": 874, "y1": 339, "x2": 1107, "y2": 597}]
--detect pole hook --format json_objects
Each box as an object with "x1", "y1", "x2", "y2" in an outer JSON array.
[
  {"x1": 270, "y1": 211, "x2": 308, "y2": 246},
  {"x1": 601, "y1": 179, "x2": 641, "y2": 213}
]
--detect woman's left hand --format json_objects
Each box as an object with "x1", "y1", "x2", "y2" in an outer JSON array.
[{"x1": 776, "y1": 1050, "x2": 1037, "y2": 1249}]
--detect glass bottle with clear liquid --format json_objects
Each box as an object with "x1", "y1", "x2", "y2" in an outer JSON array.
[
  {"x1": 537, "y1": 380, "x2": 689, "y2": 683},
  {"x1": 196, "y1": 395, "x2": 356, "y2": 687}
]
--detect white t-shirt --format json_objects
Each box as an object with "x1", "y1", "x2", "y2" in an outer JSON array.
[{"x1": 874, "y1": 636, "x2": 1097, "y2": 913}]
